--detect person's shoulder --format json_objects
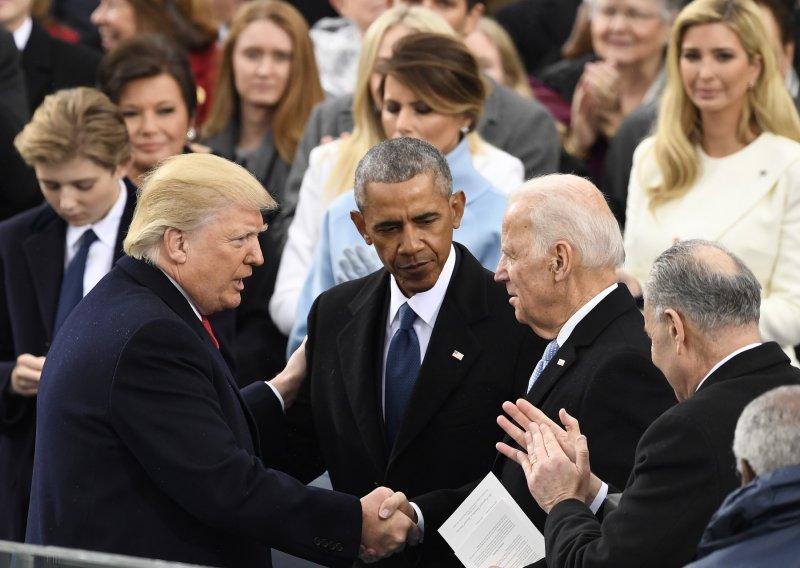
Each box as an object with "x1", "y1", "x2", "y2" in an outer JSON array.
[
  {"x1": 486, "y1": 80, "x2": 550, "y2": 118},
  {"x1": 313, "y1": 93, "x2": 353, "y2": 120},
  {"x1": 0, "y1": 202, "x2": 56, "y2": 242},
  {"x1": 308, "y1": 137, "x2": 345, "y2": 165}
]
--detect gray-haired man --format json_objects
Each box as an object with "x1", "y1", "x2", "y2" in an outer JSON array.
[
  {"x1": 277, "y1": 137, "x2": 541, "y2": 567},
  {"x1": 500, "y1": 239, "x2": 800, "y2": 567}
]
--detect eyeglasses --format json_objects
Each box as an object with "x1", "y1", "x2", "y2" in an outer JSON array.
[{"x1": 592, "y1": 3, "x2": 665, "y2": 22}]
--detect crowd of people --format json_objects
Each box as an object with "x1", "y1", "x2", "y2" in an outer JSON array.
[{"x1": 1, "y1": 0, "x2": 800, "y2": 567}]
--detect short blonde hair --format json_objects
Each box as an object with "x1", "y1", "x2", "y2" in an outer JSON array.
[
  {"x1": 124, "y1": 153, "x2": 276, "y2": 261},
  {"x1": 14, "y1": 87, "x2": 131, "y2": 170}
]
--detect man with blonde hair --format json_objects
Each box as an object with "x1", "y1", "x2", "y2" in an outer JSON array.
[{"x1": 26, "y1": 153, "x2": 417, "y2": 567}]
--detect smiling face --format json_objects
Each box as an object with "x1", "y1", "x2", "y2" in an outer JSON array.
[
  {"x1": 381, "y1": 75, "x2": 468, "y2": 155},
  {"x1": 34, "y1": 156, "x2": 125, "y2": 227},
  {"x1": 590, "y1": 0, "x2": 670, "y2": 67},
  {"x1": 494, "y1": 201, "x2": 561, "y2": 338},
  {"x1": 351, "y1": 173, "x2": 464, "y2": 297},
  {"x1": 118, "y1": 73, "x2": 191, "y2": 181},
  {"x1": 173, "y1": 205, "x2": 265, "y2": 315},
  {"x1": 679, "y1": 22, "x2": 762, "y2": 121},
  {"x1": 90, "y1": 0, "x2": 138, "y2": 52},
  {"x1": 232, "y1": 18, "x2": 292, "y2": 110}
]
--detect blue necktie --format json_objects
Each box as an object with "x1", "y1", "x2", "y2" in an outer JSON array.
[
  {"x1": 385, "y1": 303, "x2": 420, "y2": 445},
  {"x1": 527, "y1": 339, "x2": 559, "y2": 394},
  {"x1": 54, "y1": 229, "x2": 98, "y2": 332}
]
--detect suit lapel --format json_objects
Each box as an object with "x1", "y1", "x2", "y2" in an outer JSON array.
[
  {"x1": 22, "y1": 206, "x2": 65, "y2": 339},
  {"x1": 21, "y1": 22, "x2": 51, "y2": 109},
  {"x1": 337, "y1": 271, "x2": 391, "y2": 471},
  {"x1": 112, "y1": 178, "x2": 137, "y2": 261},
  {"x1": 526, "y1": 286, "x2": 636, "y2": 406}
]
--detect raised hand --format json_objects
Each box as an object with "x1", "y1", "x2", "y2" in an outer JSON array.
[
  {"x1": 359, "y1": 487, "x2": 419, "y2": 563},
  {"x1": 497, "y1": 401, "x2": 583, "y2": 462}
]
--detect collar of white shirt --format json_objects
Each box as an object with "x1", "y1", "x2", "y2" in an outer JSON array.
[
  {"x1": 13, "y1": 17, "x2": 33, "y2": 51},
  {"x1": 695, "y1": 343, "x2": 762, "y2": 393},
  {"x1": 555, "y1": 283, "x2": 618, "y2": 347},
  {"x1": 387, "y1": 244, "x2": 456, "y2": 330},
  {"x1": 65, "y1": 180, "x2": 127, "y2": 261}
]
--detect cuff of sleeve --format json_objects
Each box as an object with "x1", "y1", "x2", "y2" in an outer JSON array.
[
  {"x1": 589, "y1": 482, "x2": 608, "y2": 514},
  {"x1": 264, "y1": 381, "x2": 285, "y2": 412},
  {"x1": 409, "y1": 502, "x2": 425, "y2": 542}
]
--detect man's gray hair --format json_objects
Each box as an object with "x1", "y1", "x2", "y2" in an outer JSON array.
[
  {"x1": 643, "y1": 239, "x2": 761, "y2": 332},
  {"x1": 734, "y1": 385, "x2": 800, "y2": 477},
  {"x1": 354, "y1": 137, "x2": 452, "y2": 210},
  {"x1": 512, "y1": 174, "x2": 625, "y2": 269}
]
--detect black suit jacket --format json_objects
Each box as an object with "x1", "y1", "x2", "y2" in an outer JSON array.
[
  {"x1": 279, "y1": 244, "x2": 544, "y2": 567},
  {"x1": 414, "y1": 285, "x2": 675, "y2": 556},
  {"x1": 21, "y1": 19, "x2": 100, "y2": 112},
  {"x1": 26, "y1": 256, "x2": 362, "y2": 568},
  {"x1": 545, "y1": 342, "x2": 800, "y2": 568},
  {"x1": 0, "y1": 180, "x2": 135, "y2": 541}
]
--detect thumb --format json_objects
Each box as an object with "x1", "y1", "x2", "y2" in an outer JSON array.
[{"x1": 575, "y1": 435, "x2": 590, "y2": 474}]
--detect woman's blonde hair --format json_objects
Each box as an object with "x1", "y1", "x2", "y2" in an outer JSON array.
[
  {"x1": 646, "y1": 0, "x2": 800, "y2": 207},
  {"x1": 124, "y1": 153, "x2": 275, "y2": 261},
  {"x1": 474, "y1": 17, "x2": 532, "y2": 98},
  {"x1": 203, "y1": 0, "x2": 323, "y2": 163},
  {"x1": 324, "y1": 6, "x2": 455, "y2": 203},
  {"x1": 14, "y1": 87, "x2": 131, "y2": 171}
]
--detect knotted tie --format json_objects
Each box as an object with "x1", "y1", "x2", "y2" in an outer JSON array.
[
  {"x1": 54, "y1": 229, "x2": 98, "y2": 332},
  {"x1": 201, "y1": 315, "x2": 220, "y2": 349},
  {"x1": 384, "y1": 303, "x2": 420, "y2": 445},
  {"x1": 527, "y1": 339, "x2": 559, "y2": 394}
]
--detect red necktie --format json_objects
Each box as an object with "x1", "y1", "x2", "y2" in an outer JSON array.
[{"x1": 201, "y1": 315, "x2": 220, "y2": 349}]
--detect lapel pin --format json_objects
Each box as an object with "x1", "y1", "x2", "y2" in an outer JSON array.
[
  {"x1": 452, "y1": 350, "x2": 464, "y2": 361},
  {"x1": 557, "y1": 359, "x2": 565, "y2": 366}
]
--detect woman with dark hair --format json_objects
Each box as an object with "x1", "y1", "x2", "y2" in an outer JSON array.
[
  {"x1": 0, "y1": 87, "x2": 134, "y2": 542},
  {"x1": 91, "y1": 0, "x2": 219, "y2": 124},
  {"x1": 283, "y1": 32, "x2": 514, "y2": 353},
  {"x1": 202, "y1": 0, "x2": 323, "y2": 206},
  {"x1": 98, "y1": 34, "x2": 201, "y2": 186}
]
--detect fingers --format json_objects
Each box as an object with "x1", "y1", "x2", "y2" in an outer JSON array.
[
  {"x1": 497, "y1": 415, "x2": 526, "y2": 448},
  {"x1": 10, "y1": 354, "x2": 45, "y2": 397},
  {"x1": 379, "y1": 491, "x2": 412, "y2": 521},
  {"x1": 496, "y1": 441, "x2": 530, "y2": 474},
  {"x1": 574, "y1": 434, "x2": 590, "y2": 474},
  {"x1": 559, "y1": 408, "x2": 582, "y2": 436}
]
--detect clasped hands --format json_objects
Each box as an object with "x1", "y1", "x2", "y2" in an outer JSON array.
[
  {"x1": 496, "y1": 400, "x2": 603, "y2": 514},
  {"x1": 359, "y1": 486, "x2": 419, "y2": 563}
]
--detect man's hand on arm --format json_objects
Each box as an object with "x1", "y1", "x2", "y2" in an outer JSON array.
[
  {"x1": 359, "y1": 487, "x2": 420, "y2": 563},
  {"x1": 267, "y1": 338, "x2": 307, "y2": 408},
  {"x1": 9, "y1": 354, "x2": 45, "y2": 397}
]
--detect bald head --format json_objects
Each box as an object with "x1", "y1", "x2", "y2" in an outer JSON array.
[
  {"x1": 644, "y1": 240, "x2": 761, "y2": 333},
  {"x1": 510, "y1": 174, "x2": 624, "y2": 270}
]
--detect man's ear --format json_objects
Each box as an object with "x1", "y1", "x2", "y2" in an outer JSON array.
[
  {"x1": 350, "y1": 210, "x2": 372, "y2": 245},
  {"x1": 163, "y1": 227, "x2": 189, "y2": 264},
  {"x1": 551, "y1": 241, "x2": 573, "y2": 282},
  {"x1": 450, "y1": 190, "x2": 466, "y2": 229},
  {"x1": 329, "y1": 0, "x2": 345, "y2": 15},
  {"x1": 663, "y1": 308, "x2": 685, "y2": 355},
  {"x1": 740, "y1": 458, "x2": 757, "y2": 485}
]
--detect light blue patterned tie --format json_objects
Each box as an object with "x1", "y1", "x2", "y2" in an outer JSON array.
[
  {"x1": 527, "y1": 339, "x2": 559, "y2": 394},
  {"x1": 384, "y1": 303, "x2": 420, "y2": 445}
]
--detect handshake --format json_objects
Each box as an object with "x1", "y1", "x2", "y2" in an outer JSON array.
[{"x1": 359, "y1": 487, "x2": 419, "y2": 563}]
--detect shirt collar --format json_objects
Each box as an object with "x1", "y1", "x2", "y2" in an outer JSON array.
[
  {"x1": 695, "y1": 342, "x2": 762, "y2": 393},
  {"x1": 388, "y1": 244, "x2": 456, "y2": 328},
  {"x1": 160, "y1": 270, "x2": 202, "y2": 320},
  {"x1": 65, "y1": 180, "x2": 127, "y2": 252},
  {"x1": 13, "y1": 17, "x2": 32, "y2": 51},
  {"x1": 556, "y1": 283, "x2": 618, "y2": 347}
]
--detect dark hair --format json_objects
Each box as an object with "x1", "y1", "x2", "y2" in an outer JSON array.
[
  {"x1": 126, "y1": 0, "x2": 218, "y2": 51},
  {"x1": 376, "y1": 32, "x2": 486, "y2": 131},
  {"x1": 98, "y1": 33, "x2": 197, "y2": 117}
]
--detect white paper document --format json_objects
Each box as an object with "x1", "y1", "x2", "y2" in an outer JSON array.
[{"x1": 438, "y1": 472, "x2": 545, "y2": 568}]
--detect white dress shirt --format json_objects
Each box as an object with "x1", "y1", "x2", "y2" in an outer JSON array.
[
  {"x1": 12, "y1": 17, "x2": 32, "y2": 50},
  {"x1": 64, "y1": 180, "x2": 127, "y2": 298}
]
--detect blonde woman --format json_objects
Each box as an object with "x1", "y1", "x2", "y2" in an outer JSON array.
[
  {"x1": 465, "y1": 16, "x2": 532, "y2": 98},
  {"x1": 202, "y1": 1, "x2": 323, "y2": 202},
  {"x1": 624, "y1": 0, "x2": 800, "y2": 362}
]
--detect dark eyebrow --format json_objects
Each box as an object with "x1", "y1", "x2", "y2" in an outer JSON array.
[
  {"x1": 412, "y1": 212, "x2": 440, "y2": 223},
  {"x1": 373, "y1": 220, "x2": 402, "y2": 231}
]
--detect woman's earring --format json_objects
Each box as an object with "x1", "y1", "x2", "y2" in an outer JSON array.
[
  {"x1": 460, "y1": 125, "x2": 470, "y2": 135},
  {"x1": 186, "y1": 126, "x2": 197, "y2": 141},
  {"x1": 747, "y1": 81, "x2": 755, "y2": 90}
]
